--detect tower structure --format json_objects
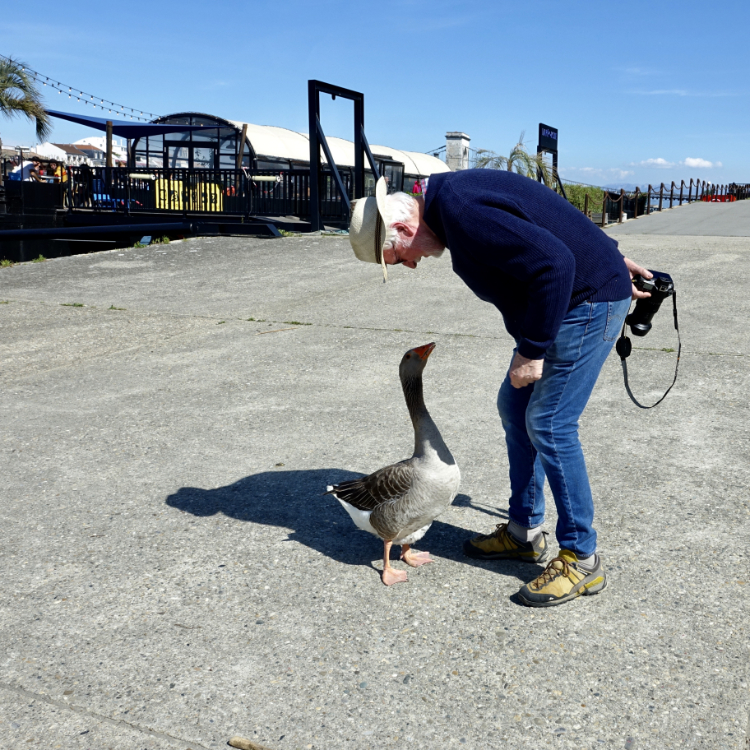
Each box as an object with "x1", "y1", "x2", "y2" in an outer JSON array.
[{"x1": 445, "y1": 132, "x2": 471, "y2": 171}]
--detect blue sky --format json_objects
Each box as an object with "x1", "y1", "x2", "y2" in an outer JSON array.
[{"x1": 2, "y1": 0, "x2": 747, "y2": 187}]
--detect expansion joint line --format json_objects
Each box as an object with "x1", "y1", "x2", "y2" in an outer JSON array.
[{"x1": 0, "y1": 680, "x2": 211, "y2": 750}]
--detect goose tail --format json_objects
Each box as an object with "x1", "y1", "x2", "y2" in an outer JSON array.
[{"x1": 326, "y1": 485, "x2": 378, "y2": 537}]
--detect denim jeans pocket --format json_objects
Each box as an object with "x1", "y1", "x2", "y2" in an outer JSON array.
[{"x1": 603, "y1": 299, "x2": 630, "y2": 341}]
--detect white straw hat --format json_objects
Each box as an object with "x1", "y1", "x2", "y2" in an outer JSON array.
[{"x1": 348, "y1": 177, "x2": 391, "y2": 282}]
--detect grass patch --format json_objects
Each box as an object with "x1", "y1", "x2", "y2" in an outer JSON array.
[
  {"x1": 151, "y1": 236, "x2": 170, "y2": 245},
  {"x1": 247, "y1": 317, "x2": 267, "y2": 322},
  {"x1": 61, "y1": 302, "x2": 84, "y2": 307},
  {"x1": 564, "y1": 183, "x2": 606, "y2": 214},
  {"x1": 108, "y1": 305, "x2": 126, "y2": 311},
  {"x1": 1, "y1": 259, "x2": 14, "y2": 268},
  {"x1": 133, "y1": 241, "x2": 147, "y2": 248},
  {"x1": 283, "y1": 320, "x2": 312, "y2": 326},
  {"x1": 278, "y1": 229, "x2": 298, "y2": 237},
  {"x1": 31, "y1": 255, "x2": 46, "y2": 263},
  {"x1": 662, "y1": 347, "x2": 676, "y2": 353},
  {"x1": 218, "y1": 320, "x2": 226, "y2": 325},
  {"x1": 0, "y1": 300, "x2": 9, "y2": 304}
]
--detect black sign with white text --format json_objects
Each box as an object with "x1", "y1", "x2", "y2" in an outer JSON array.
[{"x1": 538, "y1": 123, "x2": 558, "y2": 153}]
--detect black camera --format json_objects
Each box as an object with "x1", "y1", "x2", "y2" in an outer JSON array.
[{"x1": 626, "y1": 270, "x2": 675, "y2": 336}]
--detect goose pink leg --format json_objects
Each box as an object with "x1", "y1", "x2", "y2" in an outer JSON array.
[
  {"x1": 381, "y1": 540, "x2": 408, "y2": 586},
  {"x1": 400, "y1": 543, "x2": 433, "y2": 567}
]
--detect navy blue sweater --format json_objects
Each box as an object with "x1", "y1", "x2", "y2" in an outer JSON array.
[{"x1": 424, "y1": 170, "x2": 632, "y2": 359}]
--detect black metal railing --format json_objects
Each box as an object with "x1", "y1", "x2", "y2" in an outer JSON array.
[
  {"x1": 62, "y1": 166, "x2": 354, "y2": 221},
  {"x1": 576, "y1": 179, "x2": 750, "y2": 227}
]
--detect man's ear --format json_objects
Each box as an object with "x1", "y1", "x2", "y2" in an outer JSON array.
[{"x1": 392, "y1": 221, "x2": 415, "y2": 238}]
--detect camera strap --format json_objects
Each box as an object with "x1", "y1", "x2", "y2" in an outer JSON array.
[{"x1": 616, "y1": 291, "x2": 681, "y2": 409}]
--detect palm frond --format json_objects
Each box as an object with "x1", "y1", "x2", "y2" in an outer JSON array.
[
  {"x1": 0, "y1": 56, "x2": 51, "y2": 141},
  {"x1": 472, "y1": 131, "x2": 563, "y2": 196}
]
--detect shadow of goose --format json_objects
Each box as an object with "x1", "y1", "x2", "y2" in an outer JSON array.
[{"x1": 165, "y1": 468, "x2": 541, "y2": 584}]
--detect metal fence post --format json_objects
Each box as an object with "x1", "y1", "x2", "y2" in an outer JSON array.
[
  {"x1": 679, "y1": 180, "x2": 684, "y2": 206},
  {"x1": 601, "y1": 193, "x2": 607, "y2": 227},
  {"x1": 308, "y1": 80, "x2": 322, "y2": 232},
  {"x1": 583, "y1": 193, "x2": 589, "y2": 218},
  {"x1": 619, "y1": 189, "x2": 624, "y2": 223},
  {"x1": 647, "y1": 185, "x2": 652, "y2": 215},
  {"x1": 658, "y1": 184, "x2": 664, "y2": 212},
  {"x1": 634, "y1": 187, "x2": 639, "y2": 218}
]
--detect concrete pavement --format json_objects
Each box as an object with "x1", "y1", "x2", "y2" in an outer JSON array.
[
  {"x1": 607, "y1": 198, "x2": 750, "y2": 236},
  {"x1": 1, "y1": 225, "x2": 748, "y2": 749}
]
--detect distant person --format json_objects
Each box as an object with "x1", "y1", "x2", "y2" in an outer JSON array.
[
  {"x1": 77, "y1": 163, "x2": 93, "y2": 207},
  {"x1": 27, "y1": 160, "x2": 45, "y2": 182},
  {"x1": 49, "y1": 160, "x2": 68, "y2": 183},
  {"x1": 412, "y1": 179, "x2": 422, "y2": 195},
  {"x1": 9, "y1": 158, "x2": 41, "y2": 182}
]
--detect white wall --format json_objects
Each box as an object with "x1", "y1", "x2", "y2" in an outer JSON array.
[
  {"x1": 34, "y1": 142, "x2": 69, "y2": 161},
  {"x1": 75, "y1": 136, "x2": 127, "y2": 162}
]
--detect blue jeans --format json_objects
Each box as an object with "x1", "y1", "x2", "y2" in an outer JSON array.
[{"x1": 497, "y1": 298, "x2": 630, "y2": 558}]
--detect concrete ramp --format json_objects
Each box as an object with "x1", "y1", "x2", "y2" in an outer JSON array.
[{"x1": 606, "y1": 198, "x2": 750, "y2": 236}]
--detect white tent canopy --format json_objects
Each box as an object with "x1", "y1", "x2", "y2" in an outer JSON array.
[{"x1": 229, "y1": 120, "x2": 449, "y2": 176}]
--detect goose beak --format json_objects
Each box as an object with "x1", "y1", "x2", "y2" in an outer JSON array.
[{"x1": 412, "y1": 342, "x2": 436, "y2": 360}]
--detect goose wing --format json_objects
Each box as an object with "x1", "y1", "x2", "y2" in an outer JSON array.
[{"x1": 326, "y1": 461, "x2": 415, "y2": 511}]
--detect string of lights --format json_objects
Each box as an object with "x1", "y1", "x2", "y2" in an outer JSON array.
[{"x1": 0, "y1": 54, "x2": 161, "y2": 122}]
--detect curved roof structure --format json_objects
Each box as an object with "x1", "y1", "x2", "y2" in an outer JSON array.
[
  {"x1": 146, "y1": 113, "x2": 449, "y2": 176},
  {"x1": 228, "y1": 119, "x2": 449, "y2": 175},
  {"x1": 229, "y1": 121, "x2": 311, "y2": 163}
]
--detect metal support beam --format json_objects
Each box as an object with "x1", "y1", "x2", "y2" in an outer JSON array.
[
  {"x1": 308, "y1": 79, "x2": 370, "y2": 232},
  {"x1": 237, "y1": 123, "x2": 248, "y2": 168},
  {"x1": 361, "y1": 126, "x2": 380, "y2": 179},
  {"x1": 106, "y1": 121, "x2": 113, "y2": 168},
  {"x1": 316, "y1": 118, "x2": 350, "y2": 212}
]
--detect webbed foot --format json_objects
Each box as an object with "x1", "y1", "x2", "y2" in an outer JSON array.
[
  {"x1": 381, "y1": 566, "x2": 408, "y2": 585},
  {"x1": 401, "y1": 544, "x2": 433, "y2": 568}
]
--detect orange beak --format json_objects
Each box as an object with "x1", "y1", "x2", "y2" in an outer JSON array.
[{"x1": 412, "y1": 342, "x2": 436, "y2": 360}]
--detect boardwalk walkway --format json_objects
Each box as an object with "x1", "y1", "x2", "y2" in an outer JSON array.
[{"x1": 608, "y1": 198, "x2": 750, "y2": 236}]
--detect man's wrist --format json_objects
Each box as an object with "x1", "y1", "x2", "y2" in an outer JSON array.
[{"x1": 516, "y1": 344, "x2": 546, "y2": 360}]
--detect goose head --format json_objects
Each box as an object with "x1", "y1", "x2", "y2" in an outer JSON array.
[{"x1": 399, "y1": 342, "x2": 436, "y2": 382}]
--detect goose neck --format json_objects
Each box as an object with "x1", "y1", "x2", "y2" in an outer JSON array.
[{"x1": 401, "y1": 374, "x2": 427, "y2": 420}]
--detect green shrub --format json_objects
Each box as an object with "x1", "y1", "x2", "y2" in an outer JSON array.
[{"x1": 563, "y1": 183, "x2": 606, "y2": 214}]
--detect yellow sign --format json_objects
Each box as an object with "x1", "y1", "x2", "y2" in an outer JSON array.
[{"x1": 153, "y1": 178, "x2": 224, "y2": 212}]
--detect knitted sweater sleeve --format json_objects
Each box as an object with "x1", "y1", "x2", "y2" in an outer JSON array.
[{"x1": 445, "y1": 195, "x2": 576, "y2": 359}]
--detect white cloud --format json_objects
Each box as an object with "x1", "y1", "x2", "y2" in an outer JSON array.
[
  {"x1": 682, "y1": 157, "x2": 721, "y2": 169},
  {"x1": 561, "y1": 167, "x2": 633, "y2": 181},
  {"x1": 628, "y1": 157, "x2": 722, "y2": 171},
  {"x1": 632, "y1": 158, "x2": 674, "y2": 168}
]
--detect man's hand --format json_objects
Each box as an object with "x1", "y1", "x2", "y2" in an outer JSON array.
[
  {"x1": 509, "y1": 352, "x2": 544, "y2": 388},
  {"x1": 623, "y1": 257, "x2": 653, "y2": 300}
]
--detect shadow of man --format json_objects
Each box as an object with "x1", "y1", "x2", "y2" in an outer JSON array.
[{"x1": 166, "y1": 468, "x2": 539, "y2": 583}]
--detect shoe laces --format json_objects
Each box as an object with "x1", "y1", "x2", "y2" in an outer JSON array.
[
  {"x1": 533, "y1": 556, "x2": 573, "y2": 588},
  {"x1": 475, "y1": 523, "x2": 510, "y2": 542}
]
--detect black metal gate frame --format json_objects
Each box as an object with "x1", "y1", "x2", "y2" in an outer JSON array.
[{"x1": 307, "y1": 80, "x2": 381, "y2": 232}]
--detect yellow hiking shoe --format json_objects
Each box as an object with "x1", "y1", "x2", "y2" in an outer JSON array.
[
  {"x1": 518, "y1": 549, "x2": 607, "y2": 607},
  {"x1": 463, "y1": 523, "x2": 550, "y2": 563}
]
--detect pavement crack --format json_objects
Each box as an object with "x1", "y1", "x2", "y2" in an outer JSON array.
[
  {"x1": 0, "y1": 680, "x2": 212, "y2": 749},
  {"x1": 4, "y1": 297, "x2": 746, "y2": 356}
]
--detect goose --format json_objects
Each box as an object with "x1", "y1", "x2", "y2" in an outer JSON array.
[{"x1": 326, "y1": 342, "x2": 461, "y2": 585}]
